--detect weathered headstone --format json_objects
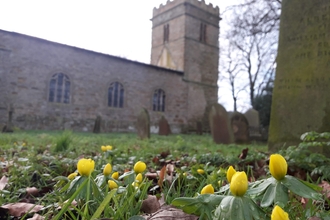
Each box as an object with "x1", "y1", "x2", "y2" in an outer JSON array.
[
  {"x1": 230, "y1": 112, "x2": 250, "y2": 144},
  {"x1": 269, "y1": 0, "x2": 330, "y2": 152},
  {"x1": 244, "y1": 108, "x2": 261, "y2": 140},
  {"x1": 158, "y1": 115, "x2": 171, "y2": 136},
  {"x1": 136, "y1": 108, "x2": 150, "y2": 139},
  {"x1": 196, "y1": 121, "x2": 203, "y2": 135},
  {"x1": 93, "y1": 115, "x2": 102, "y2": 133},
  {"x1": 208, "y1": 103, "x2": 234, "y2": 144},
  {"x1": 2, "y1": 105, "x2": 13, "y2": 133}
]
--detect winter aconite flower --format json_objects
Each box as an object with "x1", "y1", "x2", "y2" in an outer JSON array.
[
  {"x1": 269, "y1": 154, "x2": 287, "y2": 181},
  {"x1": 112, "y1": 171, "x2": 119, "y2": 180},
  {"x1": 230, "y1": 171, "x2": 248, "y2": 197},
  {"x1": 67, "y1": 172, "x2": 77, "y2": 180},
  {"x1": 77, "y1": 158, "x2": 95, "y2": 177},
  {"x1": 201, "y1": 184, "x2": 214, "y2": 194},
  {"x1": 103, "y1": 163, "x2": 112, "y2": 176},
  {"x1": 197, "y1": 169, "x2": 205, "y2": 174},
  {"x1": 226, "y1": 166, "x2": 236, "y2": 183},
  {"x1": 101, "y1": 145, "x2": 113, "y2": 152},
  {"x1": 271, "y1": 205, "x2": 289, "y2": 220},
  {"x1": 134, "y1": 161, "x2": 146, "y2": 173},
  {"x1": 135, "y1": 173, "x2": 143, "y2": 183},
  {"x1": 108, "y1": 180, "x2": 118, "y2": 190}
]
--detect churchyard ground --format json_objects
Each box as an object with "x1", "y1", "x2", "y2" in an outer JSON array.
[{"x1": 0, "y1": 131, "x2": 329, "y2": 219}]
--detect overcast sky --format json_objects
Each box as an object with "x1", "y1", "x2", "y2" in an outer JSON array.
[
  {"x1": 0, "y1": 0, "x2": 234, "y2": 63},
  {"x1": 0, "y1": 0, "x2": 243, "y2": 111}
]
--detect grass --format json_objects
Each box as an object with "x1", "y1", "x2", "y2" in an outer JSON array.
[{"x1": 0, "y1": 130, "x2": 329, "y2": 219}]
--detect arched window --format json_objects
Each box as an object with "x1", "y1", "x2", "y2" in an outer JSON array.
[
  {"x1": 49, "y1": 73, "x2": 70, "y2": 103},
  {"x1": 108, "y1": 82, "x2": 124, "y2": 108},
  {"x1": 153, "y1": 89, "x2": 165, "y2": 112}
]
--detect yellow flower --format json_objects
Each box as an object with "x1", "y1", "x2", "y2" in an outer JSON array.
[
  {"x1": 201, "y1": 184, "x2": 214, "y2": 194},
  {"x1": 101, "y1": 145, "x2": 113, "y2": 152},
  {"x1": 271, "y1": 205, "x2": 289, "y2": 220},
  {"x1": 134, "y1": 161, "x2": 146, "y2": 173},
  {"x1": 135, "y1": 173, "x2": 143, "y2": 183},
  {"x1": 67, "y1": 172, "x2": 77, "y2": 180},
  {"x1": 226, "y1": 166, "x2": 236, "y2": 183},
  {"x1": 197, "y1": 169, "x2": 205, "y2": 174},
  {"x1": 77, "y1": 158, "x2": 95, "y2": 176},
  {"x1": 230, "y1": 171, "x2": 248, "y2": 197},
  {"x1": 269, "y1": 154, "x2": 288, "y2": 181},
  {"x1": 103, "y1": 163, "x2": 112, "y2": 176},
  {"x1": 112, "y1": 171, "x2": 119, "y2": 180},
  {"x1": 108, "y1": 180, "x2": 118, "y2": 189}
]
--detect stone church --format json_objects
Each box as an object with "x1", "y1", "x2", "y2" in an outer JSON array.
[{"x1": 0, "y1": 0, "x2": 220, "y2": 133}]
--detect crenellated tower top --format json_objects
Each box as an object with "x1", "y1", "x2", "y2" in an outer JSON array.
[{"x1": 153, "y1": 0, "x2": 219, "y2": 17}]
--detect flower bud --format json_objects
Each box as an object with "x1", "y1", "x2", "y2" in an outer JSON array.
[
  {"x1": 67, "y1": 172, "x2": 77, "y2": 180},
  {"x1": 197, "y1": 169, "x2": 205, "y2": 174},
  {"x1": 201, "y1": 184, "x2": 214, "y2": 194},
  {"x1": 77, "y1": 158, "x2": 95, "y2": 177},
  {"x1": 269, "y1": 154, "x2": 287, "y2": 181},
  {"x1": 108, "y1": 180, "x2": 118, "y2": 190},
  {"x1": 226, "y1": 166, "x2": 236, "y2": 183},
  {"x1": 134, "y1": 161, "x2": 146, "y2": 173},
  {"x1": 103, "y1": 163, "x2": 112, "y2": 176},
  {"x1": 230, "y1": 171, "x2": 248, "y2": 197},
  {"x1": 101, "y1": 146, "x2": 107, "y2": 152},
  {"x1": 271, "y1": 205, "x2": 289, "y2": 220},
  {"x1": 135, "y1": 173, "x2": 143, "y2": 183},
  {"x1": 112, "y1": 171, "x2": 119, "y2": 180}
]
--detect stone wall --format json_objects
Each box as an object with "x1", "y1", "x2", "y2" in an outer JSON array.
[{"x1": 0, "y1": 30, "x2": 188, "y2": 132}]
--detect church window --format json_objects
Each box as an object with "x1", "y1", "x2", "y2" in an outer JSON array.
[
  {"x1": 153, "y1": 89, "x2": 165, "y2": 112},
  {"x1": 108, "y1": 82, "x2": 124, "y2": 108},
  {"x1": 199, "y1": 23, "x2": 207, "y2": 43},
  {"x1": 48, "y1": 73, "x2": 70, "y2": 103},
  {"x1": 163, "y1": 24, "x2": 170, "y2": 43}
]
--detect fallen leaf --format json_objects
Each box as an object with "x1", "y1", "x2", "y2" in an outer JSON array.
[
  {"x1": 1, "y1": 203, "x2": 43, "y2": 217},
  {"x1": 158, "y1": 166, "x2": 166, "y2": 188},
  {"x1": 319, "y1": 181, "x2": 330, "y2": 199},
  {"x1": 26, "y1": 187, "x2": 39, "y2": 196},
  {"x1": 27, "y1": 213, "x2": 45, "y2": 220},
  {"x1": 140, "y1": 195, "x2": 160, "y2": 214},
  {"x1": 0, "y1": 176, "x2": 8, "y2": 190},
  {"x1": 141, "y1": 205, "x2": 198, "y2": 220},
  {"x1": 238, "y1": 148, "x2": 248, "y2": 159}
]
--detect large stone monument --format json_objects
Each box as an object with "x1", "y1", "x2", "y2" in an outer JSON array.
[{"x1": 269, "y1": 0, "x2": 330, "y2": 151}]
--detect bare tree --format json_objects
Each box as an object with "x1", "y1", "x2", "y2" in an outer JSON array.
[{"x1": 219, "y1": 0, "x2": 281, "y2": 110}]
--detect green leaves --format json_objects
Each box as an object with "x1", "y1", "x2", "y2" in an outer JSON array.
[
  {"x1": 248, "y1": 175, "x2": 322, "y2": 208},
  {"x1": 214, "y1": 196, "x2": 268, "y2": 220},
  {"x1": 282, "y1": 175, "x2": 322, "y2": 200},
  {"x1": 171, "y1": 194, "x2": 224, "y2": 219}
]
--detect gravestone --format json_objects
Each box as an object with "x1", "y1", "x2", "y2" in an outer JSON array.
[
  {"x1": 209, "y1": 103, "x2": 234, "y2": 144},
  {"x1": 244, "y1": 108, "x2": 262, "y2": 140},
  {"x1": 2, "y1": 105, "x2": 13, "y2": 133},
  {"x1": 136, "y1": 108, "x2": 150, "y2": 139},
  {"x1": 93, "y1": 115, "x2": 102, "y2": 133},
  {"x1": 269, "y1": 0, "x2": 330, "y2": 152},
  {"x1": 196, "y1": 121, "x2": 203, "y2": 135},
  {"x1": 158, "y1": 115, "x2": 171, "y2": 136},
  {"x1": 230, "y1": 112, "x2": 250, "y2": 144}
]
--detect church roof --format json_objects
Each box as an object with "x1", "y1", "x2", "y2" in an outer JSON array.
[{"x1": 0, "y1": 29, "x2": 184, "y2": 76}]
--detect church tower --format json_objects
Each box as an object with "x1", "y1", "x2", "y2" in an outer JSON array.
[{"x1": 151, "y1": 0, "x2": 220, "y2": 127}]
